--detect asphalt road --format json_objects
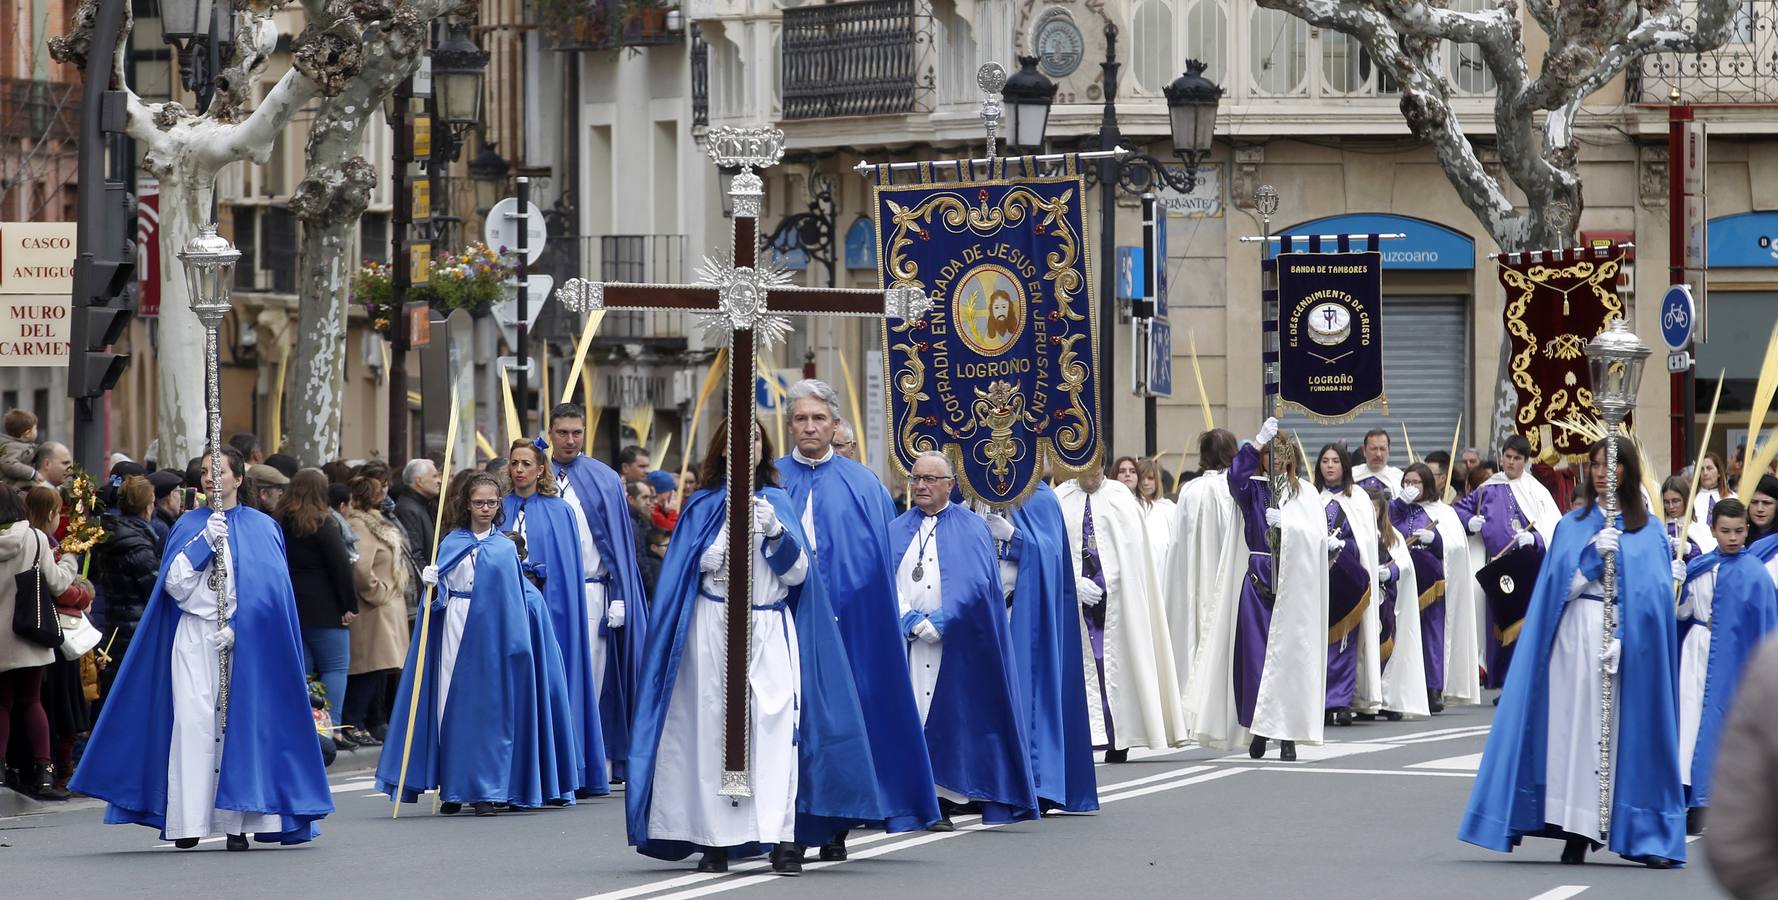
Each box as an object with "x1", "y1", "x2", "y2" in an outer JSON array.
[{"x1": 0, "y1": 703, "x2": 1729, "y2": 900}]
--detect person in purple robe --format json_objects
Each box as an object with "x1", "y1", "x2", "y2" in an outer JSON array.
[
  {"x1": 1315, "y1": 444, "x2": 1370, "y2": 726},
  {"x1": 1453, "y1": 435, "x2": 1562, "y2": 691},
  {"x1": 1390, "y1": 462, "x2": 1447, "y2": 712}
]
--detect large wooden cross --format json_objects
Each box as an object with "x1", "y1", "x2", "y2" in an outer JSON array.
[{"x1": 559, "y1": 126, "x2": 932, "y2": 797}]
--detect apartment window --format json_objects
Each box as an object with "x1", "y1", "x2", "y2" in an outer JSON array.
[
  {"x1": 1131, "y1": 0, "x2": 1176, "y2": 94},
  {"x1": 32, "y1": 390, "x2": 49, "y2": 442},
  {"x1": 1181, "y1": 0, "x2": 1229, "y2": 86},
  {"x1": 1446, "y1": 0, "x2": 1497, "y2": 94},
  {"x1": 1249, "y1": 7, "x2": 1308, "y2": 95},
  {"x1": 264, "y1": 206, "x2": 297, "y2": 294},
  {"x1": 234, "y1": 208, "x2": 259, "y2": 290},
  {"x1": 361, "y1": 212, "x2": 389, "y2": 264}
]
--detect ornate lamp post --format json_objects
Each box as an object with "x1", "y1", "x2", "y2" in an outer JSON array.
[
  {"x1": 1001, "y1": 56, "x2": 1058, "y2": 152},
  {"x1": 156, "y1": 0, "x2": 236, "y2": 113},
  {"x1": 175, "y1": 223, "x2": 240, "y2": 730},
  {"x1": 469, "y1": 138, "x2": 512, "y2": 215},
  {"x1": 1581, "y1": 315, "x2": 1652, "y2": 838},
  {"x1": 431, "y1": 21, "x2": 489, "y2": 140}
]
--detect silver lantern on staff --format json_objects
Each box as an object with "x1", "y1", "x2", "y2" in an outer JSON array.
[
  {"x1": 176, "y1": 223, "x2": 240, "y2": 731},
  {"x1": 1580, "y1": 314, "x2": 1651, "y2": 838}
]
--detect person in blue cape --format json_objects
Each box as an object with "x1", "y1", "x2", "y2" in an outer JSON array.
[
  {"x1": 375, "y1": 470, "x2": 580, "y2": 816},
  {"x1": 501, "y1": 438, "x2": 610, "y2": 798},
  {"x1": 1682, "y1": 498, "x2": 1778, "y2": 835},
  {"x1": 891, "y1": 449, "x2": 1037, "y2": 829},
  {"x1": 73, "y1": 447, "x2": 333, "y2": 850},
  {"x1": 546, "y1": 402, "x2": 649, "y2": 780},
  {"x1": 628, "y1": 419, "x2": 880, "y2": 877},
  {"x1": 776, "y1": 379, "x2": 940, "y2": 855},
  {"x1": 1459, "y1": 437, "x2": 1686, "y2": 868},
  {"x1": 1004, "y1": 481, "x2": 1099, "y2": 813}
]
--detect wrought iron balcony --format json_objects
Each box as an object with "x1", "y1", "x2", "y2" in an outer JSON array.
[
  {"x1": 1, "y1": 78, "x2": 81, "y2": 143},
  {"x1": 780, "y1": 0, "x2": 934, "y2": 120},
  {"x1": 539, "y1": 0, "x2": 686, "y2": 53},
  {"x1": 570, "y1": 234, "x2": 689, "y2": 343},
  {"x1": 1634, "y1": 1, "x2": 1778, "y2": 102}
]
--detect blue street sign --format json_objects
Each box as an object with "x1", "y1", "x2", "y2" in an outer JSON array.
[
  {"x1": 1116, "y1": 246, "x2": 1145, "y2": 301},
  {"x1": 1660, "y1": 283, "x2": 1695, "y2": 351},
  {"x1": 1153, "y1": 215, "x2": 1169, "y2": 318},
  {"x1": 1147, "y1": 318, "x2": 1173, "y2": 398}
]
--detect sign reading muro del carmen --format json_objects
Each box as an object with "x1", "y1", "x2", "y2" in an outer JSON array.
[{"x1": 0, "y1": 223, "x2": 76, "y2": 366}]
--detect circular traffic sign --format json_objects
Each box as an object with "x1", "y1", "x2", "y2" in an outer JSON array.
[
  {"x1": 483, "y1": 197, "x2": 547, "y2": 265},
  {"x1": 1659, "y1": 284, "x2": 1695, "y2": 351}
]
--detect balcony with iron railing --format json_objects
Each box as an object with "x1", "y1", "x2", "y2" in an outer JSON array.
[
  {"x1": 1, "y1": 78, "x2": 81, "y2": 144},
  {"x1": 538, "y1": 0, "x2": 687, "y2": 52},
  {"x1": 779, "y1": 0, "x2": 934, "y2": 121},
  {"x1": 558, "y1": 234, "x2": 690, "y2": 343},
  {"x1": 1634, "y1": 0, "x2": 1778, "y2": 102}
]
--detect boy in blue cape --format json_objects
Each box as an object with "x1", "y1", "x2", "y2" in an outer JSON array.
[
  {"x1": 776, "y1": 379, "x2": 940, "y2": 855},
  {"x1": 73, "y1": 448, "x2": 333, "y2": 850},
  {"x1": 1460, "y1": 437, "x2": 1685, "y2": 868},
  {"x1": 1683, "y1": 498, "x2": 1778, "y2": 835}
]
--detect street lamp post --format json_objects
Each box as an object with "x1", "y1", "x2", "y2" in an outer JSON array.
[
  {"x1": 426, "y1": 20, "x2": 489, "y2": 250},
  {"x1": 385, "y1": 77, "x2": 417, "y2": 468},
  {"x1": 469, "y1": 137, "x2": 512, "y2": 215},
  {"x1": 157, "y1": 0, "x2": 236, "y2": 114}
]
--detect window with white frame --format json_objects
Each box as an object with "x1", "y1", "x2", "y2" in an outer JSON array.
[
  {"x1": 1445, "y1": 0, "x2": 1497, "y2": 94},
  {"x1": 1249, "y1": 6, "x2": 1308, "y2": 96},
  {"x1": 1180, "y1": 0, "x2": 1230, "y2": 86},
  {"x1": 1131, "y1": 0, "x2": 1177, "y2": 94}
]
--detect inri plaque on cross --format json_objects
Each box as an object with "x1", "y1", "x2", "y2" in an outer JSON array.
[{"x1": 558, "y1": 126, "x2": 933, "y2": 797}]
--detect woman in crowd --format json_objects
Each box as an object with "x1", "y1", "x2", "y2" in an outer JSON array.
[
  {"x1": 1315, "y1": 444, "x2": 1379, "y2": 727},
  {"x1": 277, "y1": 468, "x2": 360, "y2": 738},
  {"x1": 1692, "y1": 451, "x2": 1729, "y2": 525},
  {"x1": 1112, "y1": 456, "x2": 1140, "y2": 494},
  {"x1": 1664, "y1": 475, "x2": 1716, "y2": 562},
  {"x1": 25, "y1": 485, "x2": 94, "y2": 799},
  {"x1": 1132, "y1": 458, "x2": 1176, "y2": 577},
  {"x1": 0, "y1": 487, "x2": 80, "y2": 799},
  {"x1": 340, "y1": 475, "x2": 409, "y2": 747},
  {"x1": 1461, "y1": 437, "x2": 1685, "y2": 868},
  {"x1": 375, "y1": 471, "x2": 579, "y2": 815},
  {"x1": 1390, "y1": 463, "x2": 1448, "y2": 713}
]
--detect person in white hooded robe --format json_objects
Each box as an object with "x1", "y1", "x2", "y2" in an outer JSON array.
[{"x1": 1164, "y1": 430, "x2": 1240, "y2": 718}]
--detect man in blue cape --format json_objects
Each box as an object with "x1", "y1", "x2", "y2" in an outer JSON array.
[
  {"x1": 627, "y1": 431, "x2": 881, "y2": 875},
  {"x1": 74, "y1": 449, "x2": 333, "y2": 849},
  {"x1": 503, "y1": 437, "x2": 610, "y2": 797},
  {"x1": 376, "y1": 473, "x2": 581, "y2": 814},
  {"x1": 1683, "y1": 499, "x2": 1778, "y2": 834},
  {"x1": 1459, "y1": 439, "x2": 1685, "y2": 868},
  {"x1": 1004, "y1": 482, "x2": 1099, "y2": 813},
  {"x1": 890, "y1": 450, "x2": 1037, "y2": 828},
  {"x1": 546, "y1": 402, "x2": 649, "y2": 780},
  {"x1": 776, "y1": 379, "x2": 940, "y2": 853}
]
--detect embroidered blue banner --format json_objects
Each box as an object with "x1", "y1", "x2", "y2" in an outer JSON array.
[
  {"x1": 1275, "y1": 248, "x2": 1388, "y2": 423},
  {"x1": 871, "y1": 159, "x2": 1101, "y2": 506}
]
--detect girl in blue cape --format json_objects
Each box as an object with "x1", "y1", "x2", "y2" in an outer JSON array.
[
  {"x1": 627, "y1": 420, "x2": 880, "y2": 876},
  {"x1": 1460, "y1": 437, "x2": 1686, "y2": 868},
  {"x1": 375, "y1": 471, "x2": 580, "y2": 816},
  {"x1": 1681, "y1": 498, "x2": 1778, "y2": 835},
  {"x1": 72, "y1": 448, "x2": 333, "y2": 850}
]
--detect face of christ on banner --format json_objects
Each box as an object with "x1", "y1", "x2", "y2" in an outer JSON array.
[{"x1": 955, "y1": 265, "x2": 1027, "y2": 355}]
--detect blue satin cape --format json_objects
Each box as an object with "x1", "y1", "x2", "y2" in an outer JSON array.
[
  {"x1": 1684, "y1": 542, "x2": 1778, "y2": 807},
  {"x1": 503, "y1": 492, "x2": 610, "y2": 795},
  {"x1": 71, "y1": 506, "x2": 334, "y2": 843},
  {"x1": 776, "y1": 453, "x2": 941, "y2": 832},
  {"x1": 889, "y1": 503, "x2": 1039, "y2": 824},
  {"x1": 374, "y1": 530, "x2": 581, "y2": 807},
  {"x1": 553, "y1": 454, "x2": 649, "y2": 777},
  {"x1": 1008, "y1": 484, "x2": 1100, "y2": 813},
  {"x1": 626, "y1": 486, "x2": 883, "y2": 860},
  {"x1": 1459, "y1": 506, "x2": 1686, "y2": 864}
]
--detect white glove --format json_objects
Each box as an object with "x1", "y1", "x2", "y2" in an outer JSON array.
[
  {"x1": 751, "y1": 498, "x2": 783, "y2": 538},
  {"x1": 420, "y1": 565, "x2": 439, "y2": 587},
  {"x1": 1594, "y1": 526, "x2": 1620, "y2": 556},
  {"x1": 1076, "y1": 576, "x2": 1105, "y2": 607},
  {"x1": 1254, "y1": 416, "x2": 1279, "y2": 447},
  {"x1": 1412, "y1": 528, "x2": 1435, "y2": 545},
  {"x1": 1466, "y1": 515, "x2": 1487, "y2": 534},
  {"x1": 982, "y1": 511, "x2": 1015, "y2": 543},
  {"x1": 1600, "y1": 636, "x2": 1622, "y2": 675},
  {"x1": 206, "y1": 625, "x2": 235, "y2": 652},
  {"x1": 1398, "y1": 485, "x2": 1422, "y2": 504},
  {"x1": 700, "y1": 523, "x2": 730, "y2": 574},
  {"x1": 1671, "y1": 559, "x2": 1687, "y2": 582},
  {"x1": 1326, "y1": 536, "x2": 1345, "y2": 553},
  {"x1": 1513, "y1": 531, "x2": 1536, "y2": 549},
  {"x1": 607, "y1": 599, "x2": 626, "y2": 628},
  {"x1": 1376, "y1": 565, "x2": 1394, "y2": 583},
  {"x1": 204, "y1": 510, "x2": 228, "y2": 544},
  {"x1": 912, "y1": 618, "x2": 942, "y2": 644},
  {"x1": 1265, "y1": 508, "x2": 1282, "y2": 529}
]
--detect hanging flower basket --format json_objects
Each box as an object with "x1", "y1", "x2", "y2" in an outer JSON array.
[{"x1": 353, "y1": 242, "x2": 513, "y2": 333}]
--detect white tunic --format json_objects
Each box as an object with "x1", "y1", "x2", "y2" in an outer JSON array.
[
  {"x1": 646, "y1": 519, "x2": 806, "y2": 848},
  {"x1": 436, "y1": 528, "x2": 492, "y2": 731},
  {"x1": 1544, "y1": 572, "x2": 1620, "y2": 843},
  {"x1": 163, "y1": 531, "x2": 284, "y2": 841},
  {"x1": 557, "y1": 470, "x2": 611, "y2": 698},
  {"x1": 1677, "y1": 565, "x2": 1717, "y2": 787},
  {"x1": 897, "y1": 511, "x2": 944, "y2": 724}
]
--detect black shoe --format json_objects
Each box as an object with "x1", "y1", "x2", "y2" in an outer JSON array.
[
  {"x1": 472, "y1": 801, "x2": 497, "y2": 817},
  {"x1": 332, "y1": 729, "x2": 360, "y2": 750},
  {"x1": 545, "y1": 797, "x2": 570, "y2": 807},
  {"x1": 575, "y1": 788, "x2": 599, "y2": 800},
  {"x1": 1492, "y1": 695, "x2": 1501, "y2": 707},
  {"x1": 819, "y1": 831, "x2": 848, "y2": 861},
  {"x1": 771, "y1": 842, "x2": 803, "y2": 876},
  {"x1": 928, "y1": 817, "x2": 954, "y2": 832},
  {"x1": 1279, "y1": 741, "x2": 1297, "y2": 762},
  {"x1": 225, "y1": 834, "x2": 250, "y2": 852},
  {"x1": 696, "y1": 849, "x2": 728, "y2": 873},
  {"x1": 27, "y1": 764, "x2": 70, "y2": 801},
  {"x1": 439, "y1": 802, "x2": 462, "y2": 815},
  {"x1": 1687, "y1": 807, "x2": 1706, "y2": 836},
  {"x1": 1381, "y1": 710, "x2": 1403, "y2": 722},
  {"x1": 1560, "y1": 836, "x2": 1589, "y2": 865},
  {"x1": 1104, "y1": 747, "x2": 1129, "y2": 764},
  {"x1": 1639, "y1": 855, "x2": 1679, "y2": 870},
  {"x1": 1324, "y1": 710, "x2": 1336, "y2": 726},
  {"x1": 1248, "y1": 736, "x2": 1268, "y2": 759},
  {"x1": 1355, "y1": 712, "x2": 1377, "y2": 721},
  {"x1": 174, "y1": 837, "x2": 200, "y2": 849},
  {"x1": 1428, "y1": 690, "x2": 1445, "y2": 714},
  {"x1": 347, "y1": 727, "x2": 381, "y2": 747},
  {"x1": 1334, "y1": 710, "x2": 1354, "y2": 727}
]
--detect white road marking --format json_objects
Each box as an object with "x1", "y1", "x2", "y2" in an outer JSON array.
[
  {"x1": 1391, "y1": 726, "x2": 1492, "y2": 745},
  {"x1": 1218, "y1": 741, "x2": 1401, "y2": 764},
  {"x1": 1255, "y1": 766, "x2": 1475, "y2": 779},
  {"x1": 1354, "y1": 724, "x2": 1487, "y2": 744},
  {"x1": 1407, "y1": 753, "x2": 1483, "y2": 771},
  {"x1": 1526, "y1": 886, "x2": 1588, "y2": 900},
  {"x1": 331, "y1": 778, "x2": 376, "y2": 794}
]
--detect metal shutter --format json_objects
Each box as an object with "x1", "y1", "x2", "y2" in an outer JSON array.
[{"x1": 1291, "y1": 294, "x2": 1469, "y2": 463}]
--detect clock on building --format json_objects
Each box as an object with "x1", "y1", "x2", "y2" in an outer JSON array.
[{"x1": 1032, "y1": 9, "x2": 1085, "y2": 79}]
